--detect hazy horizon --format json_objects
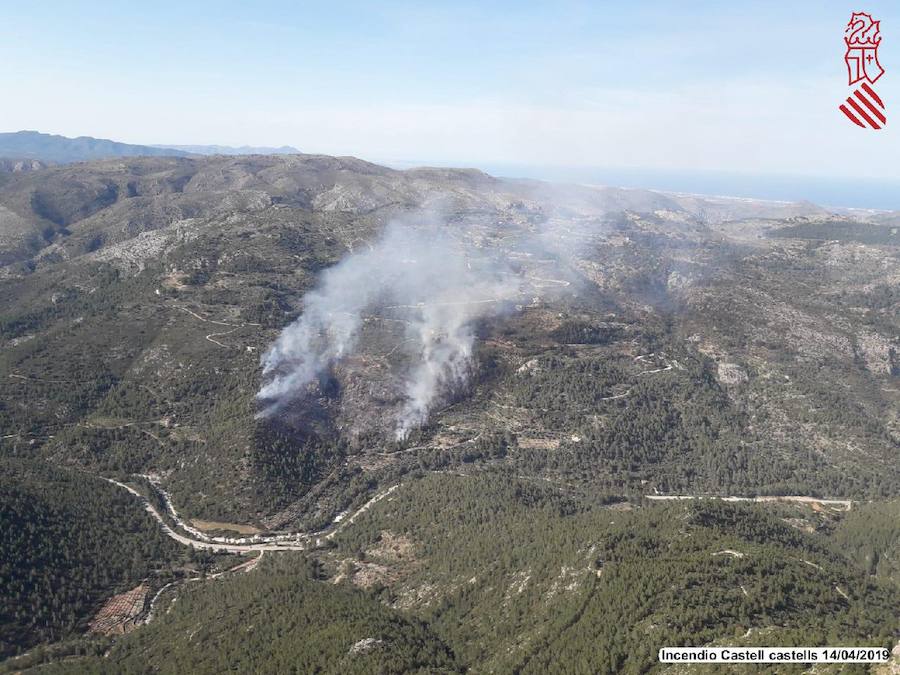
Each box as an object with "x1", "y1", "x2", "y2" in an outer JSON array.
[
  {"x1": 2, "y1": 1, "x2": 898, "y2": 183},
  {"x1": 6, "y1": 127, "x2": 900, "y2": 210},
  {"x1": 387, "y1": 159, "x2": 900, "y2": 210}
]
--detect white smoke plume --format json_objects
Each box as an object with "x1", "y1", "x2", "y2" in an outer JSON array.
[{"x1": 257, "y1": 219, "x2": 521, "y2": 437}]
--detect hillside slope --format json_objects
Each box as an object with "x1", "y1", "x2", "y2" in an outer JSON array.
[
  {"x1": 1, "y1": 153, "x2": 898, "y2": 671},
  {"x1": 0, "y1": 458, "x2": 191, "y2": 658},
  {"x1": 0, "y1": 154, "x2": 896, "y2": 530},
  {"x1": 31, "y1": 475, "x2": 900, "y2": 674}
]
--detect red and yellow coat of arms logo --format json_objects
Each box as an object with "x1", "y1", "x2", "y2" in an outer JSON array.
[{"x1": 840, "y1": 12, "x2": 886, "y2": 129}]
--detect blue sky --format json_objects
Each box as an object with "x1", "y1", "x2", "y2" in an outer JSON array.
[{"x1": 2, "y1": 1, "x2": 899, "y2": 183}]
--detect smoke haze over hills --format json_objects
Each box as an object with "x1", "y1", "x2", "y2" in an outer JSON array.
[{"x1": 257, "y1": 219, "x2": 521, "y2": 437}]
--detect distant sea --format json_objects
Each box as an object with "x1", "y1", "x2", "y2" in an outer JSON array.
[{"x1": 387, "y1": 160, "x2": 900, "y2": 211}]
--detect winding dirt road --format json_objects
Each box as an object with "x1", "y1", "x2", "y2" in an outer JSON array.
[{"x1": 646, "y1": 494, "x2": 853, "y2": 510}]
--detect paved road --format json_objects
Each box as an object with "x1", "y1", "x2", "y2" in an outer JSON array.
[
  {"x1": 103, "y1": 476, "x2": 401, "y2": 552},
  {"x1": 103, "y1": 477, "x2": 307, "y2": 551}
]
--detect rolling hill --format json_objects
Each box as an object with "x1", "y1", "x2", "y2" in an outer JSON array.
[{"x1": 0, "y1": 152, "x2": 898, "y2": 671}]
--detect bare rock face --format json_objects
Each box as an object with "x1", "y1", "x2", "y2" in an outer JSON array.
[
  {"x1": 666, "y1": 270, "x2": 693, "y2": 291},
  {"x1": 349, "y1": 637, "x2": 383, "y2": 655},
  {"x1": 716, "y1": 362, "x2": 748, "y2": 386},
  {"x1": 856, "y1": 330, "x2": 896, "y2": 375},
  {"x1": 0, "y1": 158, "x2": 50, "y2": 173}
]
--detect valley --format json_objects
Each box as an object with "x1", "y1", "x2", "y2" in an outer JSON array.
[{"x1": 0, "y1": 153, "x2": 897, "y2": 672}]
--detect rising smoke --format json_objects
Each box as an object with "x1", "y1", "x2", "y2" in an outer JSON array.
[{"x1": 256, "y1": 219, "x2": 521, "y2": 438}]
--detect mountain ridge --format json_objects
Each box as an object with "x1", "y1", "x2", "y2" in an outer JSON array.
[
  {"x1": 151, "y1": 143, "x2": 301, "y2": 156},
  {"x1": 0, "y1": 131, "x2": 191, "y2": 164}
]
